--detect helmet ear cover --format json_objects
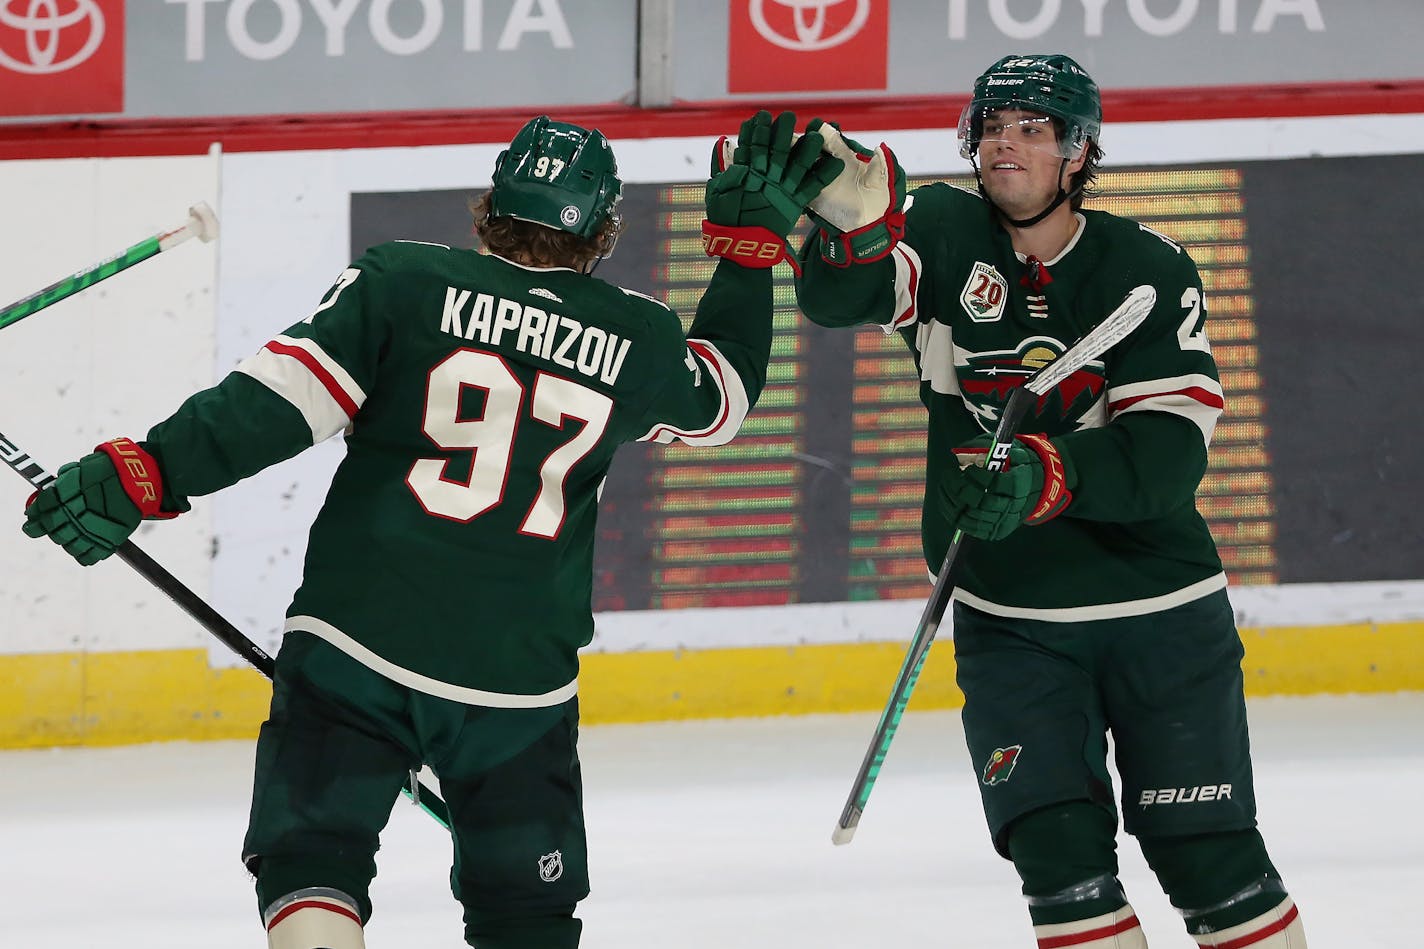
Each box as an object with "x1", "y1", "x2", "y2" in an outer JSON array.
[
  {"x1": 490, "y1": 115, "x2": 623, "y2": 240},
  {"x1": 958, "y1": 54, "x2": 1101, "y2": 160}
]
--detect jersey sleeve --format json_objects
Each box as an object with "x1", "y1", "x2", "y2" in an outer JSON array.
[
  {"x1": 634, "y1": 258, "x2": 773, "y2": 447},
  {"x1": 144, "y1": 247, "x2": 395, "y2": 500},
  {"x1": 1056, "y1": 247, "x2": 1225, "y2": 522},
  {"x1": 794, "y1": 187, "x2": 946, "y2": 335}
]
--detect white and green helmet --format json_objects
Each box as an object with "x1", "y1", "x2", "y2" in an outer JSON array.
[
  {"x1": 958, "y1": 54, "x2": 1103, "y2": 160},
  {"x1": 490, "y1": 116, "x2": 622, "y2": 240}
]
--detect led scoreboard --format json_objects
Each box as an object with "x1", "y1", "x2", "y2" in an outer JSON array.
[
  {"x1": 586, "y1": 167, "x2": 1279, "y2": 611},
  {"x1": 349, "y1": 151, "x2": 1392, "y2": 614}
]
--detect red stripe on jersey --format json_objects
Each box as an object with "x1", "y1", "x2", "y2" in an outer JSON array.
[
  {"x1": 1109, "y1": 385, "x2": 1225, "y2": 414},
  {"x1": 264, "y1": 339, "x2": 360, "y2": 420},
  {"x1": 1207, "y1": 903, "x2": 1300, "y2": 949},
  {"x1": 889, "y1": 247, "x2": 920, "y2": 331},
  {"x1": 1037, "y1": 913, "x2": 1142, "y2": 949},
  {"x1": 267, "y1": 898, "x2": 363, "y2": 930},
  {"x1": 644, "y1": 339, "x2": 733, "y2": 442}
]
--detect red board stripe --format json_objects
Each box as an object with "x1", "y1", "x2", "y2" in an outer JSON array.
[{"x1": 0, "y1": 80, "x2": 1421, "y2": 159}]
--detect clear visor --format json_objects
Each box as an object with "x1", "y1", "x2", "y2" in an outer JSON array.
[{"x1": 957, "y1": 103, "x2": 1088, "y2": 161}]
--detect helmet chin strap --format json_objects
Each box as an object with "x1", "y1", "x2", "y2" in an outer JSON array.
[{"x1": 972, "y1": 154, "x2": 1082, "y2": 229}]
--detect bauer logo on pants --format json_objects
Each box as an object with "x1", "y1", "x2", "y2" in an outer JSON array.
[
  {"x1": 981, "y1": 745, "x2": 1022, "y2": 786},
  {"x1": 538, "y1": 850, "x2": 564, "y2": 883},
  {"x1": 0, "y1": 0, "x2": 123, "y2": 116}
]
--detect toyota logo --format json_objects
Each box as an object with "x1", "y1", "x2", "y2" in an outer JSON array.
[
  {"x1": 0, "y1": 0, "x2": 105, "y2": 75},
  {"x1": 749, "y1": 0, "x2": 870, "y2": 52}
]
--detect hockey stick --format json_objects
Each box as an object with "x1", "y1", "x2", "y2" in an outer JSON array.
[
  {"x1": 1, "y1": 213, "x2": 453, "y2": 827},
  {"x1": 0, "y1": 203, "x2": 219, "y2": 332},
  {"x1": 831, "y1": 284, "x2": 1156, "y2": 846},
  {"x1": 0, "y1": 428, "x2": 451, "y2": 829}
]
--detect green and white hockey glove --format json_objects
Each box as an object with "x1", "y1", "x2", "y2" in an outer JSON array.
[
  {"x1": 803, "y1": 118, "x2": 907, "y2": 267},
  {"x1": 703, "y1": 110, "x2": 844, "y2": 275},
  {"x1": 22, "y1": 438, "x2": 183, "y2": 566},
  {"x1": 944, "y1": 434, "x2": 1074, "y2": 541}
]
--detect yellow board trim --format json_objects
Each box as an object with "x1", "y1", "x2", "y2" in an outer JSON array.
[{"x1": 2, "y1": 622, "x2": 1420, "y2": 748}]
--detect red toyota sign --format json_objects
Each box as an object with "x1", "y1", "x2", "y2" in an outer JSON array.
[
  {"x1": 0, "y1": 0, "x2": 123, "y2": 117},
  {"x1": 728, "y1": 0, "x2": 888, "y2": 94}
]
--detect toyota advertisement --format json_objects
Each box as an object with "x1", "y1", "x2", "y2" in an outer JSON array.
[
  {"x1": 0, "y1": 0, "x2": 122, "y2": 116},
  {"x1": 1, "y1": 1, "x2": 1420, "y2": 123}
]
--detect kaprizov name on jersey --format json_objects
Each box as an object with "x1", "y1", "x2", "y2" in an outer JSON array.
[{"x1": 439, "y1": 287, "x2": 633, "y2": 386}]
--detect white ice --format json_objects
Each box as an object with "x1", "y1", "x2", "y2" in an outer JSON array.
[{"x1": 2, "y1": 693, "x2": 1420, "y2": 947}]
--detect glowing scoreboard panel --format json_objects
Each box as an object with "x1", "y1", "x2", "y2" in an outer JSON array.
[
  {"x1": 644, "y1": 184, "x2": 808, "y2": 608},
  {"x1": 618, "y1": 168, "x2": 1277, "y2": 610}
]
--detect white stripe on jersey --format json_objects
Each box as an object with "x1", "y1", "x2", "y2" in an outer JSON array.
[
  {"x1": 287, "y1": 615, "x2": 579, "y2": 707},
  {"x1": 1107, "y1": 372, "x2": 1224, "y2": 445},
  {"x1": 952, "y1": 573, "x2": 1229, "y2": 623},
  {"x1": 915, "y1": 318, "x2": 961, "y2": 397},
  {"x1": 638, "y1": 339, "x2": 751, "y2": 446},
  {"x1": 236, "y1": 334, "x2": 368, "y2": 444}
]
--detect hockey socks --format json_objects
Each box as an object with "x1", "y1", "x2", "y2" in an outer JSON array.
[
  {"x1": 1033, "y1": 905, "x2": 1147, "y2": 949},
  {"x1": 1187, "y1": 896, "x2": 1305, "y2": 948},
  {"x1": 264, "y1": 888, "x2": 365, "y2": 949}
]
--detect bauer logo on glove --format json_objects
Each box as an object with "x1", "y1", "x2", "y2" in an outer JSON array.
[{"x1": 700, "y1": 229, "x2": 785, "y2": 267}]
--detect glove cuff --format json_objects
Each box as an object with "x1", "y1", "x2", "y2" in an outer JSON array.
[
  {"x1": 701, "y1": 220, "x2": 800, "y2": 276},
  {"x1": 1015, "y1": 434, "x2": 1072, "y2": 524},
  {"x1": 95, "y1": 437, "x2": 179, "y2": 521},
  {"x1": 817, "y1": 211, "x2": 905, "y2": 267}
]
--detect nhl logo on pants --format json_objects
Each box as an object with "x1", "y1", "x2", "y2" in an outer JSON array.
[{"x1": 538, "y1": 850, "x2": 564, "y2": 882}]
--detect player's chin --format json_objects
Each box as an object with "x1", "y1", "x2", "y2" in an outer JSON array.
[{"x1": 984, "y1": 183, "x2": 1036, "y2": 214}]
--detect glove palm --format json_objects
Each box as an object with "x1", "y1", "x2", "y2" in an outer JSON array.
[{"x1": 802, "y1": 119, "x2": 907, "y2": 266}]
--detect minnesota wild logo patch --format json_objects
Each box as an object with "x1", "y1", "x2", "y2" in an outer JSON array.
[
  {"x1": 958, "y1": 337, "x2": 1106, "y2": 428},
  {"x1": 981, "y1": 745, "x2": 1022, "y2": 786}
]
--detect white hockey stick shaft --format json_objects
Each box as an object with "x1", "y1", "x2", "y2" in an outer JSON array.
[{"x1": 832, "y1": 285, "x2": 1156, "y2": 846}]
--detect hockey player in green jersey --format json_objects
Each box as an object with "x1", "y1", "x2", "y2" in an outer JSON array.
[
  {"x1": 21, "y1": 113, "x2": 840, "y2": 949},
  {"x1": 795, "y1": 56, "x2": 1307, "y2": 949}
]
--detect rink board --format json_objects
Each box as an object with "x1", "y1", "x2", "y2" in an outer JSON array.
[
  {"x1": 3, "y1": 619, "x2": 1421, "y2": 749},
  {"x1": 3, "y1": 123, "x2": 1422, "y2": 750}
]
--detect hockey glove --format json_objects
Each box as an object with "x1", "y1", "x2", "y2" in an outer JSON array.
[
  {"x1": 944, "y1": 434, "x2": 1074, "y2": 541},
  {"x1": 22, "y1": 438, "x2": 180, "y2": 566},
  {"x1": 803, "y1": 118, "x2": 907, "y2": 267},
  {"x1": 703, "y1": 110, "x2": 844, "y2": 275}
]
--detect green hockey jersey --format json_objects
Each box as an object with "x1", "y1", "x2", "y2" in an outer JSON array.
[
  {"x1": 797, "y1": 183, "x2": 1227, "y2": 620},
  {"x1": 145, "y1": 242, "x2": 774, "y2": 703}
]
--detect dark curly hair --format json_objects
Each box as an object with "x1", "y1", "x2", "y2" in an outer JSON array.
[
  {"x1": 1040, "y1": 115, "x2": 1103, "y2": 211},
  {"x1": 1069, "y1": 140, "x2": 1104, "y2": 211},
  {"x1": 470, "y1": 192, "x2": 622, "y2": 270}
]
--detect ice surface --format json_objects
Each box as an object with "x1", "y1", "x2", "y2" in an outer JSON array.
[{"x1": 2, "y1": 693, "x2": 1419, "y2": 947}]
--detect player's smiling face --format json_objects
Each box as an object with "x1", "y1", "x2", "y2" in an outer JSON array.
[{"x1": 977, "y1": 109, "x2": 1084, "y2": 220}]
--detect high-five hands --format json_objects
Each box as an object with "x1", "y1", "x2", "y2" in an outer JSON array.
[{"x1": 702, "y1": 110, "x2": 844, "y2": 274}]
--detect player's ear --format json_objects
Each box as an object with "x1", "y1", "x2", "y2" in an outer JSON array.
[{"x1": 1062, "y1": 142, "x2": 1089, "y2": 184}]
